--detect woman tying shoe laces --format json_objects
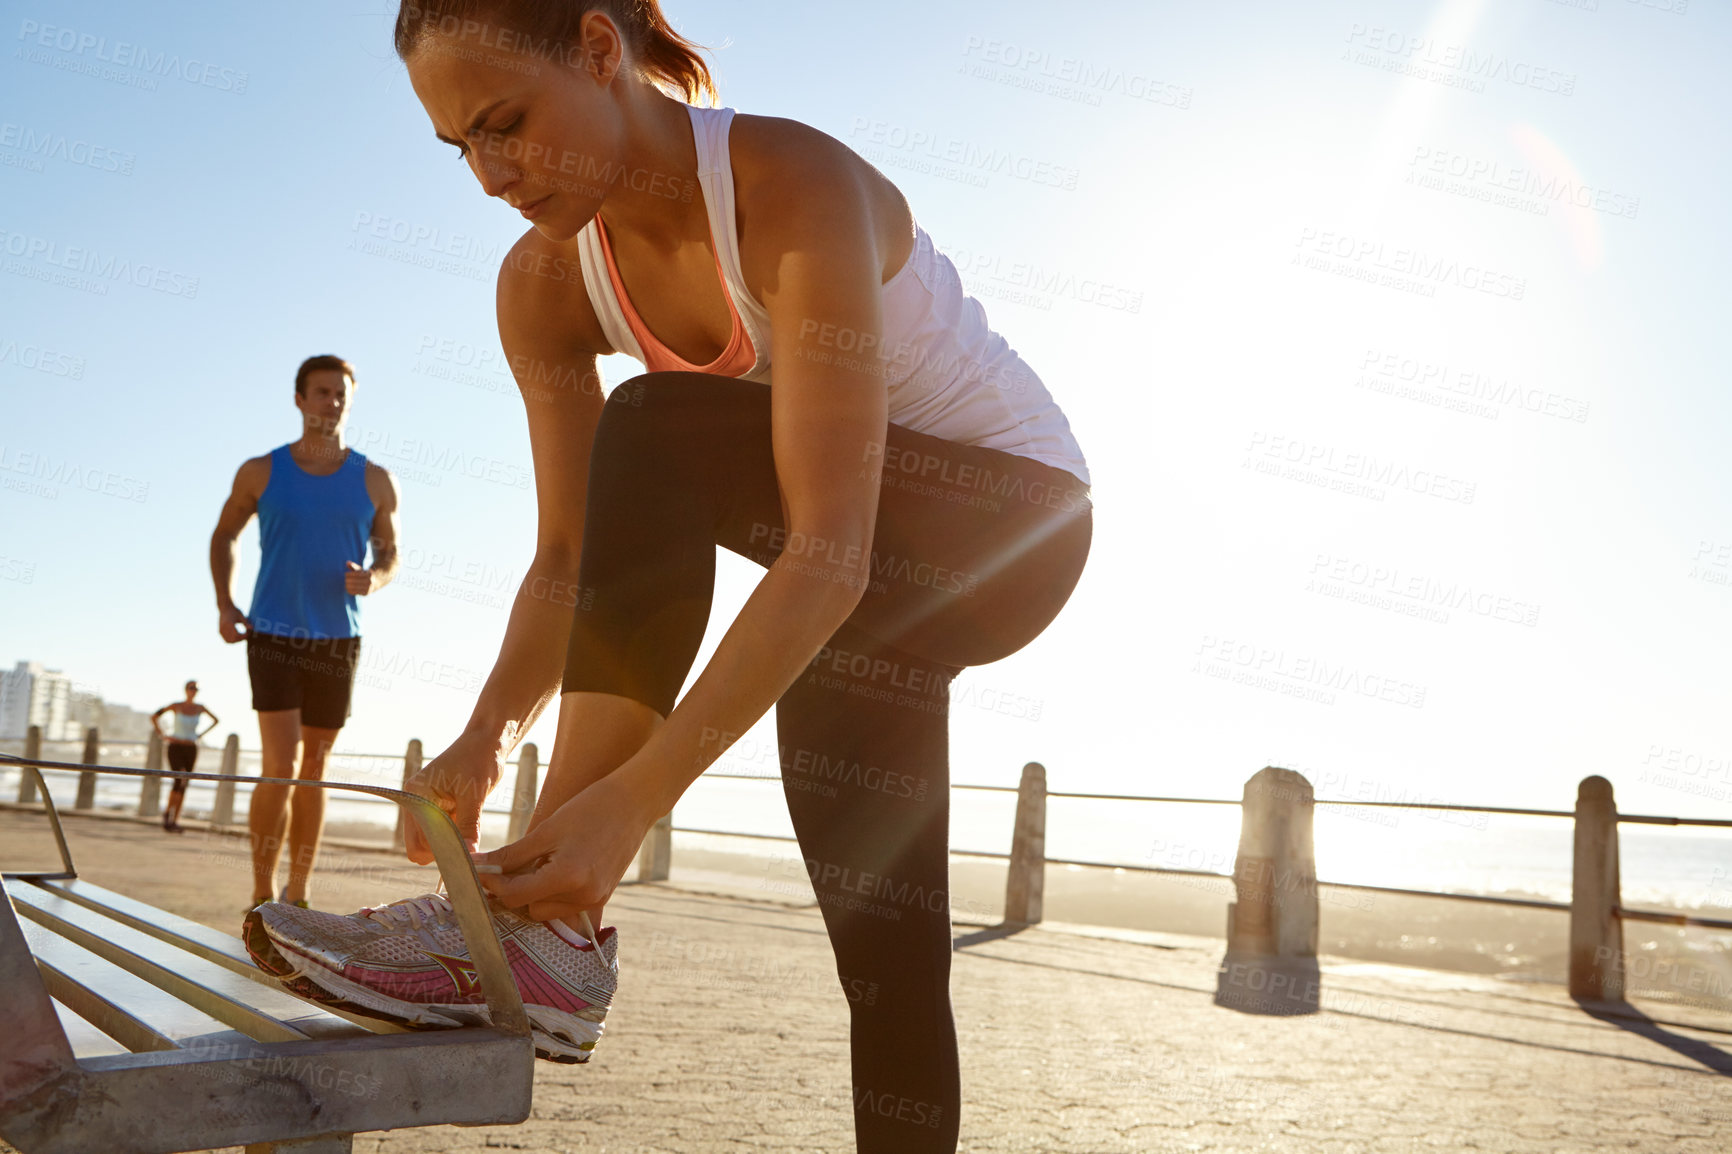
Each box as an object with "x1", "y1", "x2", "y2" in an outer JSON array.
[{"x1": 246, "y1": 3, "x2": 1091, "y2": 1148}]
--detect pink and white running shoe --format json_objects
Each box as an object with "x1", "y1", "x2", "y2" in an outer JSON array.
[{"x1": 244, "y1": 893, "x2": 616, "y2": 1063}]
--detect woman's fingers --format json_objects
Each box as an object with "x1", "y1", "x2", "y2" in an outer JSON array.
[
  {"x1": 526, "y1": 897, "x2": 600, "y2": 928},
  {"x1": 448, "y1": 794, "x2": 483, "y2": 853},
  {"x1": 479, "y1": 855, "x2": 574, "y2": 909},
  {"x1": 477, "y1": 824, "x2": 612, "y2": 913},
  {"x1": 405, "y1": 755, "x2": 485, "y2": 863},
  {"x1": 402, "y1": 785, "x2": 455, "y2": 865},
  {"x1": 477, "y1": 822, "x2": 556, "y2": 873},
  {"x1": 403, "y1": 810, "x2": 435, "y2": 864},
  {"x1": 405, "y1": 835, "x2": 433, "y2": 865}
]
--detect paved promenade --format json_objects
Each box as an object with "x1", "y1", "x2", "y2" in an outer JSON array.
[{"x1": 5, "y1": 811, "x2": 1731, "y2": 1153}]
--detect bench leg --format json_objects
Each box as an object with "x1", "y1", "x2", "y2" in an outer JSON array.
[{"x1": 245, "y1": 1135, "x2": 353, "y2": 1153}]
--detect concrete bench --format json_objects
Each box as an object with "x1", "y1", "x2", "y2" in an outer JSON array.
[{"x1": 0, "y1": 759, "x2": 534, "y2": 1154}]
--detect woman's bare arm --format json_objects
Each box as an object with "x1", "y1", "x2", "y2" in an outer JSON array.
[
  {"x1": 472, "y1": 237, "x2": 609, "y2": 744},
  {"x1": 406, "y1": 229, "x2": 609, "y2": 860}
]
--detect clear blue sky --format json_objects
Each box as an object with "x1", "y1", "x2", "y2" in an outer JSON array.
[{"x1": 2, "y1": 0, "x2": 1729, "y2": 825}]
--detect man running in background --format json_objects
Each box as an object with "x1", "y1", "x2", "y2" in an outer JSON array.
[
  {"x1": 210, "y1": 354, "x2": 400, "y2": 912},
  {"x1": 150, "y1": 679, "x2": 218, "y2": 834}
]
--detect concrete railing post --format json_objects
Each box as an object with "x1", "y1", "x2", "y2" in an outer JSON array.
[
  {"x1": 1569, "y1": 775, "x2": 1623, "y2": 1001},
  {"x1": 15, "y1": 725, "x2": 42, "y2": 804},
  {"x1": 507, "y1": 743, "x2": 539, "y2": 844},
  {"x1": 1217, "y1": 766, "x2": 1320, "y2": 1014},
  {"x1": 210, "y1": 734, "x2": 240, "y2": 827},
  {"x1": 1004, "y1": 762, "x2": 1047, "y2": 925},
  {"x1": 74, "y1": 727, "x2": 99, "y2": 810},
  {"x1": 636, "y1": 813, "x2": 672, "y2": 882},
  {"x1": 137, "y1": 730, "x2": 164, "y2": 817},
  {"x1": 391, "y1": 739, "x2": 425, "y2": 853}
]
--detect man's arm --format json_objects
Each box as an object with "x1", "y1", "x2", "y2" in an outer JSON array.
[
  {"x1": 210, "y1": 457, "x2": 268, "y2": 643},
  {"x1": 347, "y1": 465, "x2": 401, "y2": 595}
]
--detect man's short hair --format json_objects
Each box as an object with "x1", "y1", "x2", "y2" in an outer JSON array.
[{"x1": 295, "y1": 354, "x2": 356, "y2": 396}]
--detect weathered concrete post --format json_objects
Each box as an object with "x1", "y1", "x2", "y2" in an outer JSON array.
[
  {"x1": 1569, "y1": 775, "x2": 1624, "y2": 1002},
  {"x1": 507, "y1": 743, "x2": 539, "y2": 844},
  {"x1": 1216, "y1": 766, "x2": 1320, "y2": 1014},
  {"x1": 137, "y1": 730, "x2": 164, "y2": 817},
  {"x1": 636, "y1": 814, "x2": 672, "y2": 882},
  {"x1": 74, "y1": 727, "x2": 100, "y2": 810},
  {"x1": 15, "y1": 725, "x2": 42, "y2": 804},
  {"x1": 391, "y1": 739, "x2": 425, "y2": 853},
  {"x1": 210, "y1": 734, "x2": 240, "y2": 827},
  {"x1": 1004, "y1": 762, "x2": 1047, "y2": 925}
]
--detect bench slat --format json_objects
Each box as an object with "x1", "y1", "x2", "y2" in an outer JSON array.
[
  {"x1": 36, "y1": 877, "x2": 409, "y2": 1035},
  {"x1": 26, "y1": 923, "x2": 254, "y2": 1055},
  {"x1": 50, "y1": 998, "x2": 129, "y2": 1059},
  {"x1": 40, "y1": 877, "x2": 273, "y2": 972},
  {"x1": 9, "y1": 883, "x2": 373, "y2": 1044}
]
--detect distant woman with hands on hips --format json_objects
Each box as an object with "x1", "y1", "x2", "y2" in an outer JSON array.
[{"x1": 245, "y1": 4, "x2": 1091, "y2": 1149}]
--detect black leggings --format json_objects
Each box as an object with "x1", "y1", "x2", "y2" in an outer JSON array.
[{"x1": 564, "y1": 373, "x2": 1091, "y2": 1152}]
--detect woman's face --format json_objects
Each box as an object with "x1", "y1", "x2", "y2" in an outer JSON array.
[{"x1": 405, "y1": 15, "x2": 628, "y2": 242}]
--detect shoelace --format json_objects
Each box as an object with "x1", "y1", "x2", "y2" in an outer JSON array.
[
  {"x1": 361, "y1": 893, "x2": 456, "y2": 935},
  {"x1": 365, "y1": 890, "x2": 613, "y2": 974}
]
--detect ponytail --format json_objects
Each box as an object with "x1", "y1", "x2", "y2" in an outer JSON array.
[
  {"x1": 624, "y1": 1, "x2": 715, "y2": 105},
  {"x1": 395, "y1": 0, "x2": 717, "y2": 105}
]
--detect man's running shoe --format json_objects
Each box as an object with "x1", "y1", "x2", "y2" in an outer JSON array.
[{"x1": 243, "y1": 893, "x2": 616, "y2": 1062}]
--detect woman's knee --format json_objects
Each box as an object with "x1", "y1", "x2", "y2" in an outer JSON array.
[
  {"x1": 587, "y1": 372, "x2": 709, "y2": 487},
  {"x1": 586, "y1": 373, "x2": 774, "y2": 536},
  {"x1": 595, "y1": 372, "x2": 766, "y2": 452}
]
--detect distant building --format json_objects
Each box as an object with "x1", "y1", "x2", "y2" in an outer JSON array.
[
  {"x1": 67, "y1": 687, "x2": 104, "y2": 736},
  {"x1": 0, "y1": 661, "x2": 73, "y2": 740},
  {"x1": 0, "y1": 662, "x2": 153, "y2": 742},
  {"x1": 0, "y1": 663, "x2": 25, "y2": 738}
]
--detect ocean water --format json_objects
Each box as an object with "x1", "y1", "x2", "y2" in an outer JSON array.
[
  {"x1": 5, "y1": 746, "x2": 1730, "y2": 916},
  {"x1": 674, "y1": 772, "x2": 1732, "y2": 913}
]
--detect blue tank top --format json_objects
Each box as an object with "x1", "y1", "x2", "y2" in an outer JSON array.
[{"x1": 248, "y1": 445, "x2": 375, "y2": 640}]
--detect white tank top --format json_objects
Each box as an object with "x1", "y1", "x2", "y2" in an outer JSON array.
[
  {"x1": 171, "y1": 710, "x2": 200, "y2": 741},
  {"x1": 574, "y1": 105, "x2": 1090, "y2": 485}
]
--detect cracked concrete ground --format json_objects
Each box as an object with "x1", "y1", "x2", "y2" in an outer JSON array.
[{"x1": 4, "y1": 812, "x2": 1731, "y2": 1153}]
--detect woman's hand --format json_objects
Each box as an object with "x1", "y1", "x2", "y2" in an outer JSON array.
[
  {"x1": 404, "y1": 729, "x2": 506, "y2": 864},
  {"x1": 476, "y1": 769, "x2": 656, "y2": 928}
]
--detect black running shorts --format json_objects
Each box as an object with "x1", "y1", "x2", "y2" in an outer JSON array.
[
  {"x1": 246, "y1": 633, "x2": 361, "y2": 730},
  {"x1": 165, "y1": 742, "x2": 197, "y2": 794}
]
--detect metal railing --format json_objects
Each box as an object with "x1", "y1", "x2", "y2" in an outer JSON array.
[
  {"x1": 684, "y1": 769, "x2": 1732, "y2": 926},
  {"x1": 7, "y1": 723, "x2": 1728, "y2": 1000},
  {"x1": 666, "y1": 762, "x2": 1732, "y2": 1001}
]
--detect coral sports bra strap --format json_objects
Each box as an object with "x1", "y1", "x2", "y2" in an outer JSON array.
[{"x1": 593, "y1": 210, "x2": 757, "y2": 376}]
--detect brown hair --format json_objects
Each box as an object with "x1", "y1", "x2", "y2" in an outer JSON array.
[
  {"x1": 394, "y1": 1, "x2": 717, "y2": 106},
  {"x1": 295, "y1": 355, "x2": 356, "y2": 396}
]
